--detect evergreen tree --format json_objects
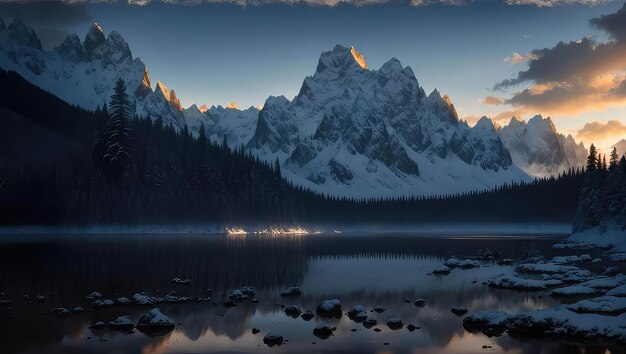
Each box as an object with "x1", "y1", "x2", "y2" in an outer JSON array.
[
  {"x1": 275, "y1": 157, "x2": 282, "y2": 180},
  {"x1": 586, "y1": 144, "x2": 597, "y2": 172},
  {"x1": 610, "y1": 147, "x2": 619, "y2": 170},
  {"x1": 605, "y1": 155, "x2": 624, "y2": 216},
  {"x1": 198, "y1": 123, "x2": 208, "y2": 148},
  {"x1": 574, "y1": 145, "x2": 602, "y2": 231},
  {"x1": 96, "y1": 78, "x2": 133, "y2": 184}
]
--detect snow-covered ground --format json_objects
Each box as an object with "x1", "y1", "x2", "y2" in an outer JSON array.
[
  {"x1": 556, "y1": 220, "x2": 626, "y2": 253},
  {"x1": 461, "y1": 220, "x2": 626, "y2": 345}
]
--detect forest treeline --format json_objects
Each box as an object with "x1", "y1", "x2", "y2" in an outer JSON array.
[
  {"x1": 573, "y1": 144, "x2": 626, "y2": 232},
  {"x1": 0, "y1": 70, "x2": 588, "y2": 226}
]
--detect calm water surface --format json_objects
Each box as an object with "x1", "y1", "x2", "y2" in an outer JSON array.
[{"x1": 0, "y1": 233, "x2": 618, "y2": 354}]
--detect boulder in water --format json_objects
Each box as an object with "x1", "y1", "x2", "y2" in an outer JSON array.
[
  {"x1": 387, "y1": 318, "x2": 403, "y2": 330},
  {"x1": 313, "y1": 323, "x2": 335, "y2": 339},
  {"x1": 316, "y1": 299, "x2": 342, "y2": 317},
  {"x1": 136, "y1": 308, "x2": 175, "y2": 336},
  {"x1": 451, "y1": 307, "x2": 469, "y2": 317},
  {"x1": 280, "y1": 287, "x2": 302, "y2": 297},
  {"x1": 263, "y1": 332, "x2": 284, "y2": 347}
]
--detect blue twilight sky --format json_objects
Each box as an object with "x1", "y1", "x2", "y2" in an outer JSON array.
[{"x1": 2, "y1": 0, "x2": 626, "y2": 150}]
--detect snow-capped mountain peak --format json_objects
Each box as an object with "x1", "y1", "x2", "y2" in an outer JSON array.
[
  {"x1": 0, "y1": 19, "x2": 187, "y2": 130},
  {"x1": 314, "y1": 45, "x2": 368, "y2": 78},
  {"x1": 154, "y1": 80, "x2": 182, "y2": 111},
  {"x1": 6, "y1": 19, "x2": 42, "y2": 49},
  {"x1": 246, "y1": 44, "x2": 529, "y2": 197},
  {"x1": 199, "y1": 104, "x2": 209, "y2": 112},
  {"x1": 379, "y1": 57, "x2": 404, "y2": 74},
  {"x1": 226, "y1": 102, "x2": 240, "y2": 110},
  {"x1": 507, "y1": 116, "x2": 526, "y2": 129},
  {"x1": 350, "y1": 46, "x2": 367, "y2": 69},
  {"x1": 168, "y1": 88, "x2": 182, "y2": 111},
  {"x1": 475, "y1": 116, "x2": 496, "y2": 131},
  {"x1": 527, "y1": 114, "x2": 557, "y2": 135},
  {"x1": 498, "y1": 114, "x2": 586, "y2": 177},
  {"x1": 84, "y1": 23, "x2": 105, "y2": 55},
  {"x1": 135, "y1": 67, "x2": 152, "y2": 97},
  {"x1": 55, "y1": 33, "x2": 84, "y2": 60},
  {"x1": 155, "y1": 80, "x2": 170, "y2": 99}
]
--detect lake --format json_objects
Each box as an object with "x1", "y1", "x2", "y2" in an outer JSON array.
[{"x1": 0, "y1": 232, "x2": 618, "y2": 354}]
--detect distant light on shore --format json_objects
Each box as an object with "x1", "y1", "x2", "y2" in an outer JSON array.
[{"x1": 225, "y1": 227, "x2": 321, "y2": 236}]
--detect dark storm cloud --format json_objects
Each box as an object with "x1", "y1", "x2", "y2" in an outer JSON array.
[
  {"x1": 590, "y1": 1, "x2": 626, "y2": 40},
  {"x1": 0, "y1": 1, "x2": 92, "y2": 49},
  {"x1": 493, "y1": 3, "x2": 626, "y2": 114},
  {"x1": 494, "y1": 37, "x2": 626, "y2": 90}
]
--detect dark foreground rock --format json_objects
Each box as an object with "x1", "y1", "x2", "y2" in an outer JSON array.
[
  {"x1": 136, "y1": 308, "x2": 175, "y2": 337},
  {"x1": 317, "y1": 299, "x2": 342, "y2": 317}
]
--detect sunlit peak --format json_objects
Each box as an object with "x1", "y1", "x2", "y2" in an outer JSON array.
[
  {"x1": 226, "y1": 102, "x2": 240, "y2": 110},
  {"x1": 198, "y1": 104, "x2": 209, "y2": 113},
  {"x1": 92, "y1": 23, "x2": 104, "y2": 34},
  {"x1": 350, "y1": 46, "x2": 367, "y2": 70},
  {"x1": 155, "y1": 80, "x2": 169, "y2": 100}
]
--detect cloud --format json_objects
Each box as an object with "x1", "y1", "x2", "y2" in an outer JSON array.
[
  {"x1": 590, "y1": 1, "x2": 626, "y2": 40},
  {"x1": 483, "y1": 95, "x2": 503, "y2": 105},
  {"x1": 505, "y1": 0, "x2": 609, "y2": 6},
  {"x1": 493, "y1": 3, "x2": 626, "y2": 115},
  {"x1": 129, "y1": 0, "x2": 390, "y2": 6},
  {"x1": 0, "y1": 0, "x2": 611, "y2": 6},
  {"x1": 410, "y1": 0, "x2": 465, "y2": 6},
  {"x1": 504, "y1": 52, "x2": 537, "y2": 65},
  {"x1": 576, "y1": 120, "x2": 626, "y2": 143},
  {"x1": 0, "y1": 1, "x2": 92, "y2": 49}
]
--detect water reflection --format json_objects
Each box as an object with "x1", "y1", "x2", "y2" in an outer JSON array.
[{"x1": 0, "y1": 233, "x2": 615, "y2": 353}]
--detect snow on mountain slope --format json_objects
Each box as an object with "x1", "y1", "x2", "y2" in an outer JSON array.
[
  {"x1": 0, "y1": 19, "x2": 186, "y2": 130},
  {"x1": 183, "y1": 104, "x2": 260, "y2": 147},
  {"x1": 498, "y1": 115, "x2": 586, "y2": 177},
  {"x1": 250, "y1": 45, "x2": 529, "y2": 197},
  {"x1": 612, "y1": 139, "x2": 626, "y2": 158}
]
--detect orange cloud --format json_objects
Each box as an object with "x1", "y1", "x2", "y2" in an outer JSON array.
[
  {"x1": 505, "y1": 78, "x2": 626, "y2": 115},
  {"x1": 504, "y1": 52, "x2": 537, "y2": 65},
  {"x1": 494, "y1": 4, "x2": 626, "y2": 115},
  {"x1": 576, "y1": 120, "x2": 626, "y2": 143},
  {"x1": 483, "y1": 95, "x2": 503, "y2": 105}
]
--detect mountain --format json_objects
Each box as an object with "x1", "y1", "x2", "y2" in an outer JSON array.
[
  {"x1": 183, "y1": 104, "x2": 260, "y2": 147},
  {"x1": 0, "y1": 20, "x2": 532, "y2": 198},
  {"x1": 248, "y1": 45, "x2": 529, "y2": 197},
  {"x1": 612, "y1": 139, "x2": 626, "y2": 158},
  {"x1": 0, "y1": 68, "x2": 587, "y2": 226},
  {"x1": 498, "y1": 115, "x2": 587, "y2": 177},
  {"x1": 0, "y1": 19, "x2": 186, "y2": 130}
]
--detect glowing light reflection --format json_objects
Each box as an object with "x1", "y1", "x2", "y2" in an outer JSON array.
[{"x1": 225, "y1": 227, "x2": 321, "y2": 236}]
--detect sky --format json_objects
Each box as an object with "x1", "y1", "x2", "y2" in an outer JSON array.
[{"x1": 1, "y1": 0, "x2": 626, "y2": 151}]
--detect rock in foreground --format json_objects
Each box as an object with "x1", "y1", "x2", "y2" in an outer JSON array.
[
  {"x1": 316, "y1": 299, "x2": 342, "y2": 317},
  {"x1": 263, "y1": 332, "x2": 284, "y2": 347},
  {"x1": 136, "y1": 308, "x2": 175, "y2": 336}
]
